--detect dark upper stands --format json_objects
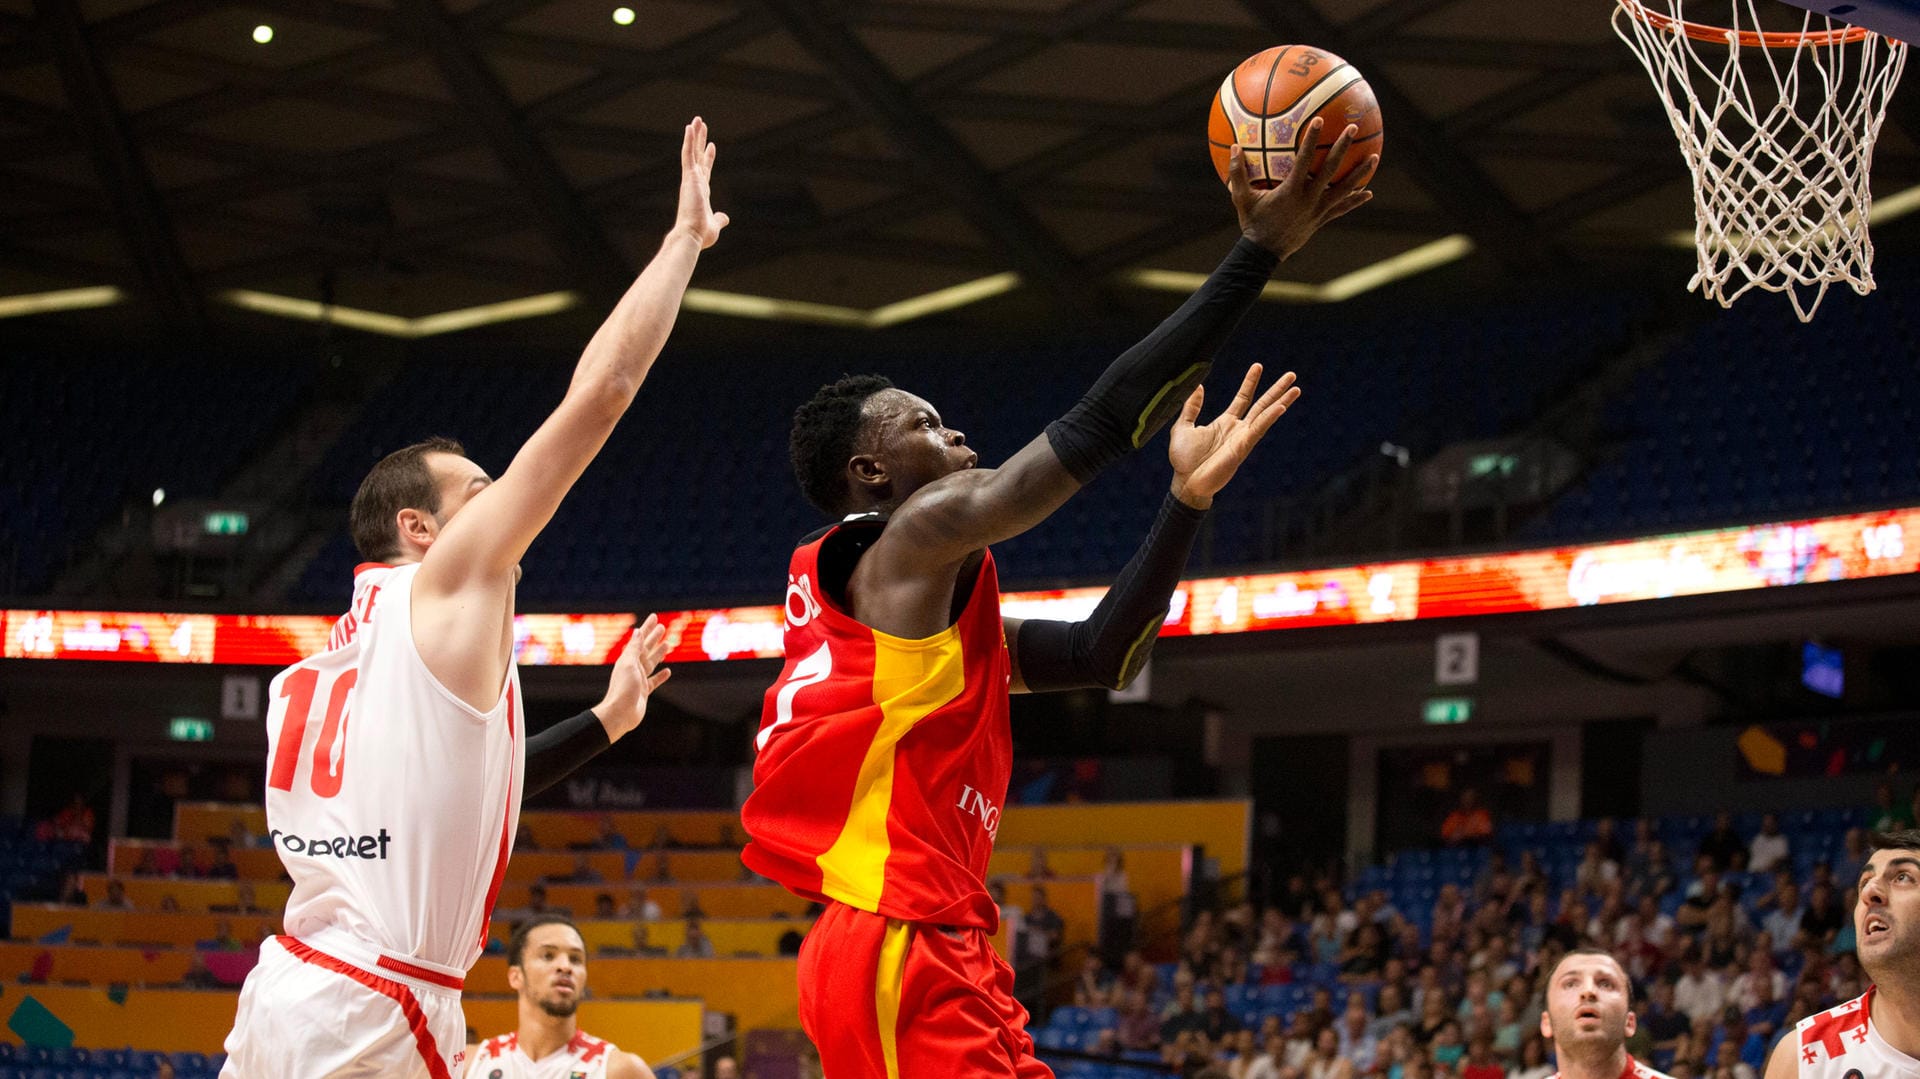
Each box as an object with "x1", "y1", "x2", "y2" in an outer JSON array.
[{"x1": 0, "y1": 356, "x2": 311, "y2": 596}]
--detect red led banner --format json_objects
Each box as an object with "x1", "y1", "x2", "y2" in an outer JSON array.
[{"x1": 5, "y1": 506, "x2": 1914, "y2": 667}]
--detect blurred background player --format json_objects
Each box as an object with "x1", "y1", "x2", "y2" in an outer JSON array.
[
  {"x1": 1541, "y1": 947, "x2": 1674, "y2": 1079},
  {"x1": 1766, "y1": 829, "x2": 1920, "y2": 1079},
  {"x1": 466, "y1": 915, "x2": 655, "y2": 1079},
  {"x1": 220, "y1": 118, "x2": 726, "y2": 1079},
  {"x1": 741, "y1": 122, "x2": 1375, "y2": 1078}
]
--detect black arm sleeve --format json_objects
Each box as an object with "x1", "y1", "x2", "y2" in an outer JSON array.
[
  {"x1": 1015, "y1": 491, "x2": 1206, "y2": 692},
  {"x1": 524, "y1": 708, "x2": 612, "y2": 798},
  {"x1": 1044, "y1": 237, "x2": 1279, "y2": 483}
]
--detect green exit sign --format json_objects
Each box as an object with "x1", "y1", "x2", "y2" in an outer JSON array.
[
  {"x1": 169, "y1": 717, "x2": 214, "y2": 742},
  {"x1": 203, "y1": 512, "x2": 249, "y2": 536},
  {"x1": 1424, "y1": 697, "x2": 1473, "y2": 725}
]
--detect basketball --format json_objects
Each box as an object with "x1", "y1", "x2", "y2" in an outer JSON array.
[{"x1": 1209, "y1": 45, "x2": 1382, "y2": 189}]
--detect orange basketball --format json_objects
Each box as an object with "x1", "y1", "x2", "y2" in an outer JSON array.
[{"x1": 1209, "y1": 45, "x2": 1382, "y2": 189}]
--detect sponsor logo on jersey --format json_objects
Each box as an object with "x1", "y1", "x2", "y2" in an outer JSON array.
[{"x1": 270, "y1": 826, "x2": 392, "y2": 859}]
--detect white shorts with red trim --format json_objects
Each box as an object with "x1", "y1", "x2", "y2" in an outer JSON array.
[{"x1": 221, "y1": 934, "x2": 467, "y2": 1079}]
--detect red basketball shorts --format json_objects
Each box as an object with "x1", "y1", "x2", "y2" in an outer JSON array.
[{"x1": 798, "y1": 901, "x2": 1054, "y2": 1079}]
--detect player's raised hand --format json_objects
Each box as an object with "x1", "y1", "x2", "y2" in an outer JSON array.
[
  {"x1": 593, "y1": 613, "x2": 672, "y2": 742},
  {"x1": 1230, "y1": 118, "x2": 1376, "y2": 261},
  {"x1": 674, "y1": 117, "x2": 729, "y2": 249},
  {"x1": 1167, "y1": 364, "x2": 1300, "y2": 509}
]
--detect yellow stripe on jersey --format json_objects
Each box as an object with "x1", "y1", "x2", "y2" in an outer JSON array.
[
  {"x1": 816, "y1": 627, "x2": 967, "y2": 909},
  {"x1": 875, "y1": 919, "x2": 914, "y2": 1079}
]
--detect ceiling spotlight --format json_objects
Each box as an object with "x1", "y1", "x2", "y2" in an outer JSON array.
[
  {"x1": 611, "y1": 6, "x2": 634, "y2": 24},
  {"x1": 152, "y1": 488, "x2": 166, "y2": 507},
  {"x1": 252, "y1": 24, "x2": 273, "y2": 43}
]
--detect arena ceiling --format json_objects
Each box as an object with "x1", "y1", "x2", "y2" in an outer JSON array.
[{"x1": 6, "y1": 0, "x2": 1920, "y2": 337}]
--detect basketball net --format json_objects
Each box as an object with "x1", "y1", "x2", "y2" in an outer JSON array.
[{"x1": 1613, "y1": 0, "x2": 1907, "y2": 321}]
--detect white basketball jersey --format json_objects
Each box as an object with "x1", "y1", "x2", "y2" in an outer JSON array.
[
  {"x1": 469, "y1": 1031, "x2": 619, "y2": 1079},
  {"x1": 1793, "y1": 989, "x2": 1920, "y2": 1079},
  {"x1": 265, "y1": 562, "x2": 524, "y2": 972},
  {"x1": 1549, "y1": 1056, "x2": 1675, "y2": 1079}
]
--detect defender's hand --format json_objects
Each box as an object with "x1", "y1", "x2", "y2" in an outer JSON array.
[
  {"x1": 593, "y1": 614, "x2": 671, "y2": 742},
  {"x1": 1168, "y1": 364, "x2": 1300, "y2": 509},
  {"x1": 1231, "y1": 118, "x2": 1376, "y2": 261},
  {"x1": 673, "y1": 117, "x2": 729, "y2": 250}
]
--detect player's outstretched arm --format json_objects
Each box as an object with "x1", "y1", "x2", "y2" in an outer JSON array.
[
  {"x1": 1007, "y1": 365, "x2": 1299, "y2": 693},
  {"x1": 419, "y1": 117, "x2": 726, "y2": 594},
  {"x1": 881, "y1": 123, "x2": 1367, "y2": 570}
]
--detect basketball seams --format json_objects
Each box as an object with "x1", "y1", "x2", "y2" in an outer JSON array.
[{"x1": 1256, "y1": 47, "x2": 1294, "y2": 150}]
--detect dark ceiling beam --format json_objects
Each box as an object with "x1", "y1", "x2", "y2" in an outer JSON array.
[
  {"x1": 1441, "y1": 68, "x2": 1624, "y2": 140},
  {"x1": 393, "y1": 0, "x2": 632, "y2": 307},
  {"x1": 1536, "y1": 164, "x2": 1685, "y2": 231},
  {"x1": 756, "y1": 0, "x2": 1098, "y2": 314},
  {"x1": 0, "y1": 236, "x2": 135, "y2": 284},
  {"x1": 1341, "y1": 0, "x2": 1467, "y2": 42},
  {"x1": 1236, "y1": 0, "x2": 1550, "y2": 274},
  {"x1": 898, "y1": 0, "x2": 1142, "y2": 97},
  {"x1": 125, "y1": 39, "x2": 415, "y2": 136},
  {"x1": 36, "y1": 0, "x2": 203, "y2": 326},
  {"x1": 518, "y1": 12, "x2": 773, "y2": 126},
  {"x1": 0, "y1": 0, "x2": 217, "y2": 69},
  {"x1": 1468, "y1": 131, "x2": 1676, "y2": 166},
  {"x1": 1038, "y1": 180, "x2": 1450, "y2": 235},
  {"x1": 114, "y1": 42, "x2": 460, "y2": 127},
  {"x1": 1371, "y1": 36, "x2": 1631, "y2": 72}
]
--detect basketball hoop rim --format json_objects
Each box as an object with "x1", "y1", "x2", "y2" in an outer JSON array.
[{"x1": 1616, "y1": 0, "x2": 1873, "y2": 47}]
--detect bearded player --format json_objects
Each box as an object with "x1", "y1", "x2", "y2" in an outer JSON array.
[
  {"x1": 221, "y1": 119, "x2": 726, "y2": 1079},
  {"x1": 1766, "y1": 829, "x2": 1920, "y2": 1079},
  {"x1": 466, "y1": 916, "x2": 655, "y2": 1079},
  {"x1": 1540, "y1": 948, "x2": 1674, "y2": 1079},
  {"x1": 740, "y1": 124, "x2": 1375, "y2": 1078}
]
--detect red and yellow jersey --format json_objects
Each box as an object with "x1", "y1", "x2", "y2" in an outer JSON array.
[{"x1": 741, "y1": 518, "x2": 1012, "y2": 931}]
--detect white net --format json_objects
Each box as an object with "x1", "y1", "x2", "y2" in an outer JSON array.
[{"x1": 1612, "y1": 0, "x2": 1907, "y2": 321}]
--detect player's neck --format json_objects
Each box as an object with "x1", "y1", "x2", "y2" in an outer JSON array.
[
  {"x1": 1555, "y1": 1043, "x2": 1627, "y2": 1079},
  {"x1": 1872, "y1": 982, "x2": 1920, "y2": 1061},
  {"x1": 516, "y1": 1004, "x2": 578, "y2": 1063}
]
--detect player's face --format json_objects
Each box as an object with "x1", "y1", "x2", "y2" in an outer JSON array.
[
  {"x1": 1541, "y1": 953, "x2": 1634, "y2": 1051},
  {"x1": 512, "y1": 924, "x2": 588, "y2": 1018},
  {"x1": 859, "y1": 389, "x2": 976, "y2": 503},
  {"x1": 1856, "y1": 848, "x2": 1920, "y2": 980}
]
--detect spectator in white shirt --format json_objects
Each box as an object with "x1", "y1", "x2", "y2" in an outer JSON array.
[
  {"x1": 1747, "y1": 813, "x2": 1790, "y2": 874},
  {"x1": 1674, "y1": 950, "x2": 1728, "y2": 1026},
  {"x1": 1760, "y1": 880, "x2": 1804, "y2": 953}
]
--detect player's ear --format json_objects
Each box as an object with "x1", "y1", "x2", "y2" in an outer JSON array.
[
  {"x1": 506, "y1": 965, "x2": 524, "y2": 993},
  {"x1": 1539, "y1": 1009, "x2": 1553, "y2": 1041},
  {"x1": 1623, "y1": 1008, "x2": 1636, "y2": 1038},
  {"x1": 848, "y1": 453, "x2": 888, "y2": 493},
  {"x1": 396, "y1": 506, "x2": 436, "y2": 550}
]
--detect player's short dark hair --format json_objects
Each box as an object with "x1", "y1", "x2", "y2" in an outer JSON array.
[
  {"x1": 790, "y1": 374, "x2": 894, "y2": 517},
  {"x1": 507, "y1": 914, "x2": 582, "y2": 968},
  {"x1": 1870, "y1": 828, "x2": 1920, "y2": 856},
  {"x1": 1548, "y1": 945, "x2": 1634, "y2": 1002},
  {"x1": 348, "y1": 436, "x2": 466, "y2": 561}
]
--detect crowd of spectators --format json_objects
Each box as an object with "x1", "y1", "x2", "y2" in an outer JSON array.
[{"x1": 1037, "y1": 807, "x2": 1875, "y2": 1079}]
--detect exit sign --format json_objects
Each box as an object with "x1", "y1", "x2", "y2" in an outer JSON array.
[
  {"x1": 203, "y1": 512, "x2": 249, "y2": 536},
  {"x1": 1424, "y1": 697, "x2": 1473, "y2": 725},
  {"x1": 169, "y1": 717, "x2": 214, "y2": 742}
]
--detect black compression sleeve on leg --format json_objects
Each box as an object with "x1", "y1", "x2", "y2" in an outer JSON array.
[
  {"x1": 1044, "y1": 237, "x2": 1279, "y2": 483},
  {"x1": 524, "y1": 708, "x2": 613, "y2": 798},
  {"x1": 1015, "y1": 491, "x2": 1206, "y2": 692}
]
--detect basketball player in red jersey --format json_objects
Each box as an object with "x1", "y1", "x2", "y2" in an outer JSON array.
[
  {"x1": 741, "y1": 122, "x2": 1376, "y2": 1079},
  {"x1": 221, "y1": 120, "x2": 724, "y2": 1079},
  {"x1": 1540, "y1": 948, "x2": 1674, "y2": 1079},
  {"x1": 466, "y1": 916, "x2": 654, "y2": 1079},
  {"x1": 1765, "y1": 829, "x2": 1920, "y2": 1079}
]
